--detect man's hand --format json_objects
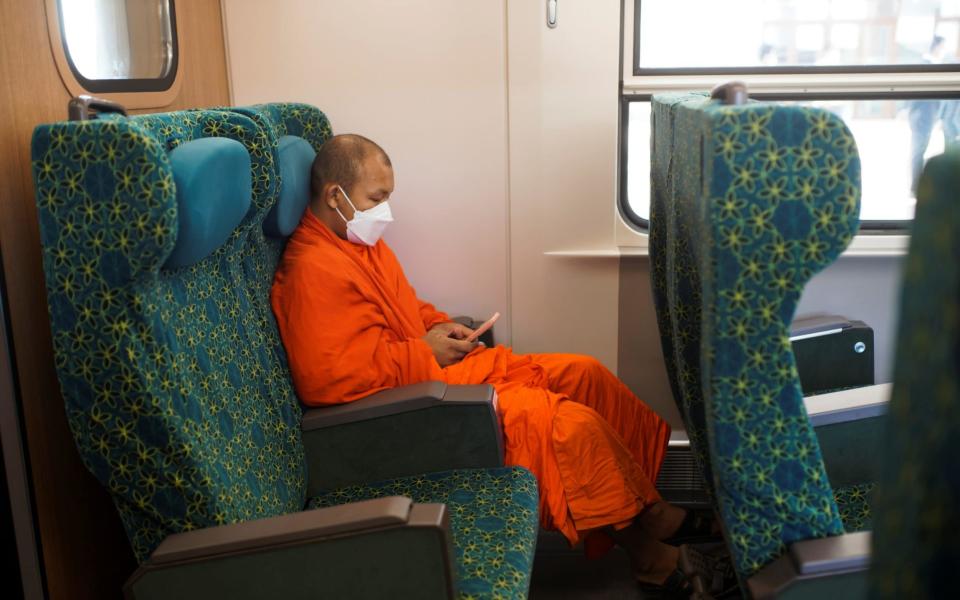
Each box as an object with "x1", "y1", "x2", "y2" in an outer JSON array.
[
  {"x1": 429, "y1": 321, "x2": 474, "y2": 340},
  {"x1": 422, "y1": 329, "x2": 478, "y2": 367}
]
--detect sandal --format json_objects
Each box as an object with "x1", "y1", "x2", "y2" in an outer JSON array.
[
  {"x1": 679, "y1": 545, "x2": 739, "y2": 598},
  {"x1": 636, "y1": 567, "x2": 705, "y2": 599},
  {"x1": 637, "y1": 545, "x2": 722, "y2": 599},
  {"x1": 663, "y1": 509, "x2": 721, "y2": 545}
]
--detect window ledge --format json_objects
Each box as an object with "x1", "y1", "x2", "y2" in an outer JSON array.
[
  {"x1": 841, "y1": 234, "x2": 909, "y2": 257},
  {"x1": 546, "y1": 235, "x2": 908, "y2": 259},
  {"x1": 543, "y1": 249, "x2": 623, "y2": 258}
]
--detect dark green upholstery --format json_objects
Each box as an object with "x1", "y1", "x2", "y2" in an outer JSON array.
[
  {"x1": 32, "y1": 110, "x2": 306, "y2": 561},
  {"x1": 312, "y1": 467, "x2": 539, "y2": 600},
  {"x1": 834, "y1": 483, "x2": 874, "y2": 533},
  {"x1": 227, "y1": 103, "x2": 334, "y2": 335},
  {"x1": 869, "y1": 149, "x2": 960, "y2": 599},
  {"x1": 33, "y1": 104, "x2": 538, "y2": 598},
  {"x1": 650, "y1": 93, "x2": 865, "y2": 578},
  {"x1": 649, "y1": 94, "x2": 715, "y2": 498}
]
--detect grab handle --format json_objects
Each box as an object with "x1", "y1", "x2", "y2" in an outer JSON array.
[
  {"x1": 67, "y1": 95, "x2": 128, "y2": 121},
  {"x1": 710, "y1": 81, "x2": 748, "y2": 105}
]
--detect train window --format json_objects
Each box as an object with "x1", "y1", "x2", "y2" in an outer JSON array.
[
  {"x1": 621, "y1": 0, "x2": 960, "y2": 232},
  {"x1": 623, "y1": 96, "x2": 959, "y2": 225},
  {"x1": 622, "y1": 101, "x2": 652, "y2": 224},
  {"x1": 636, "y1": 0, "x2": 960, "y2": 73},
  {"x1": 56, "y1": 0, "x2": 178, "y2": 93}
]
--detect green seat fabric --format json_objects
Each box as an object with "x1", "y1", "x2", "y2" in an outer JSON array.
[
  {"x1": 834, "y1": 483, "x2": 874, "y2": 532},
  {"x1": 227, "y1": 103, "x2": 333, "y2": 350},
  {"x1": 650, "y1": 93, "x2": 862, "y2": 578},
  {"x1": 31, "y1": 110, "x2": 306, "y2": 561},
  {"x1": 33, "y1": 104, "x2": 540, "y2": 598},
  {"x1": 311, "y1": 467, "x2": 539, "y2": 600},
  {"x1": 649, "y1": 94, "x2": 716, "y2": 499},
  {"x1": 869, "y1": 149, "x2": 960, "y2": 599}
]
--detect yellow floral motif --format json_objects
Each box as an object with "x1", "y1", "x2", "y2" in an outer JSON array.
[
  {"x1": 650, "y1": 94, "x2": 861, "y2": 578},
  {"x1": 34, "y1": 104, "x2": 537, "y2": 598}
]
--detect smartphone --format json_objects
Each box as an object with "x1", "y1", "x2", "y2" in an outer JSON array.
[{"x1": 466, "y1": 312, "x2": 500, "y2": 343}]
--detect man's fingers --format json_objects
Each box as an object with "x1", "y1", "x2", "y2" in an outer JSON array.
[
  {"x1": 449, "y1": 339, "x2": 478, "y2": 353},
  {"x1": 448, "y1": 324, "x2": 474, "y2": 340}
]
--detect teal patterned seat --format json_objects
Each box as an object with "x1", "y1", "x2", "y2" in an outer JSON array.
[
  {"x1": 32, "y1": 105, "x2": 538, "y2": 599},
  {"x1": 239, "y1": 103, "x2": 541, "y2": 598},
  {"x1": 650, "y1": 93, "x2": 872, "y2": 583},
  {"x1": 32, "y1": 110, "x2": 306, "y2": 560},
  {"x1": 312, "y1": 468, "x2": 539, "y2": 600},
  {"x1": 869, "y1": 149, "x2": 960, "y2": 599},
  {"x1": 835, "y1": 482, "x2": 874, "y2": 532}
]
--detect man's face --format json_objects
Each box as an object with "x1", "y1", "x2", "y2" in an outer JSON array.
[{"x1": 340, "y1": 154, "x2": 394, "y2": 218}]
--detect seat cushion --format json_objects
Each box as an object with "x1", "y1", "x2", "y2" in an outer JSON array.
[
  {"x1": 310, "y1": 466, "x2": 539, "y2": 599},
  {"x1": 834, "y1": 482, "x2": 875, "y2": 532}
]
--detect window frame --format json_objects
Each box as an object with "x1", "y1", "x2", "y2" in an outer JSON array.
[
  {"x1": 46, "y1": 0, "x2": 182, "y2": 109},
  {"x1": 632, "y1": 0, "x2": 960, "y2": 77},
  {"x1": 619, "y1": 0, "x2": 960, "y2": 233}
]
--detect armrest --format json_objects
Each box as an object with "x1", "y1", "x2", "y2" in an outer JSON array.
[
  {"x1": 747, "y1": 532, "x2": 871, "y2": 600},
  {"x1": 804, "y1": 383, "x2": 890, "y2": 427},
  {"x1": 806, "y1": 384, "x2": 890, "y2": 487},
  {"x1": 125, "y1": 498, "x2": 455, "y2": 600},
  {"x1": 302, "y1": 381, "x2": 504, "y2": 495}
]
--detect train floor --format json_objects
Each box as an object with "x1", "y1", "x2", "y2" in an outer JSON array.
[
  {"x1": 529, "y1": 531, "x2": 741, "y2": 599},
  {"x1": 529, "y1": 532, "x2": 638, "y2": 599}
]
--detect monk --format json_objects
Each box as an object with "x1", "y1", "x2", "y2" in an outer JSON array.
[{"x1": 271, "y1": 134, "x2": 726, "y2": 592}]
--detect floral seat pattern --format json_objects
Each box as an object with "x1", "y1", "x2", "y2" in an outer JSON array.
[{"x1": 650, "y1": 93, "x2": 862, "y2": 577}]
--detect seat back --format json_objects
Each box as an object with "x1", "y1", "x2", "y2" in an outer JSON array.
[
  {"x1": 649, "y1": 94, "x2": 715, "y2": 495},
  {"x1": 31, "y1": 109, "x2": 306, "y2": 561},
  {"x1": 870, "y1": 149, "x2": 960, "y2": 598},
  {"x1": 650, "y1": 93, "x2": 861, "y2": 577},
  {"x1": 224, "y1": 103, "x2": 332, "y2": 384}
]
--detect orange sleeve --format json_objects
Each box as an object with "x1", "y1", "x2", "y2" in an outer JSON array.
[
  {"x1": 418, "y1": 298, "x2": 451, "y2": 331},
  {"x1": 380, "y1": 242, "x2": 450, "y2": 330},
  {"x1": 272, "y1": 264, "x2": 444, "y2": 406}
]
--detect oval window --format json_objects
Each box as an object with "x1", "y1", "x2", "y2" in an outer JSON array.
[{"x1": 56, "y1": 0, "x2": 178, "y2": 93}]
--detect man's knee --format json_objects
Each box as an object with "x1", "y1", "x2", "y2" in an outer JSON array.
[{"x1": 567, "y1": 354, "x2": 612, "y2": 381}]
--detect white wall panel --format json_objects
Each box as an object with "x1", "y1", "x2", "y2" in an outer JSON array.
[
  {"x1": 506, "y1": 0, "x2": 623, "y2": 371},
  {"x1": 222, "y1": 0, "x2": 511, "y2": 339}
]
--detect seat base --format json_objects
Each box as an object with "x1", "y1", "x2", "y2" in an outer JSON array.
[{"x1": 311, "y1": 466, "x2": 539, "y2": 599}]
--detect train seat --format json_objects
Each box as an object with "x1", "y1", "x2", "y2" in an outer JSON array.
[
  {"x1": 31, "y1": 105, "x2": 537, "y2": 599},
  {"x1": 869, "y1": 148, "x2": 960, "y2": 599},
  {"x1": 649, "y1": 90, "x2": 886, "y2": 597},
  {"x1": 234, "y1": 101, "x2": 541, "y2": 598}
]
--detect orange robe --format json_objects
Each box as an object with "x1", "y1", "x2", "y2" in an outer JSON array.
[{"x1": 271, "y1": 211, "x2": 671, "y2": 544}]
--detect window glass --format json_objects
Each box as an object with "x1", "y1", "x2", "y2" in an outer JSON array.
[
  {"x1": 623, "y1": 98, "x2": 958, "y2": 224},
  {"x1": 638, "y1": 0, "x2": 960, "y2": 70},
  {"x1": 59, "y1": 0, "x2": 174, "y2": 81},
  {"x1": 625, "y1": 102, "x2": 652, "y2": 222}
]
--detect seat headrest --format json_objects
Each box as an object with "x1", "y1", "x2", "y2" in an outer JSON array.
[
  {"x1": 164, "y1": 137, "x2": 252, "y2": 269},
  {"x1": 264, "y1": 135, "x2": 316, "y2": 238}
]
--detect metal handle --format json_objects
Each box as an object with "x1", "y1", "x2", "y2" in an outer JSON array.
[
  {"x1": 547, "y1": 0, "x2": 558, "y2": 28},
  {"x1": 710, "y1": 81, "x2": 749, "y2": 105},
  {"x1": 67, "y1": 95, "x2": 128, "y2": 121}
]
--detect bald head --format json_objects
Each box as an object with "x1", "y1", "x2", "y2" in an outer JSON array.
[
  {"x1": 308, "y1": 134, "x2": 395, "y2": 241},
  {"x1": 310, "y1": 134, "x2": 392, "y2": 201}
]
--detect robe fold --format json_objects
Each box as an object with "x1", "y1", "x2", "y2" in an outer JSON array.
[{"x1": 272, "y1": 210, "x2": 671, "y2": 545}]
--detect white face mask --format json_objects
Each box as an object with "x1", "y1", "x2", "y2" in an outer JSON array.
[{"x1": 334, "y1": 185, "x2": 393, "y2": 246}]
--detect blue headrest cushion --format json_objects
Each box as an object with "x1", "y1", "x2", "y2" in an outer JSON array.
[
  {"x1": 264, "y1": 135, "x2": 317, "y2": 238},
  {"x1": 164, "y1": 137, "x2": 252, "y2": 269}
]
